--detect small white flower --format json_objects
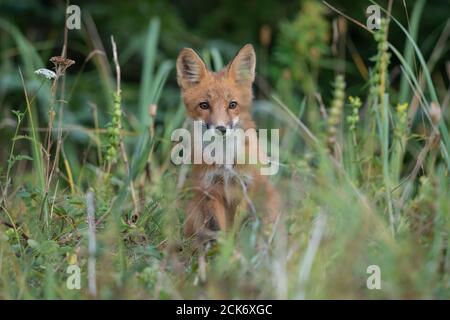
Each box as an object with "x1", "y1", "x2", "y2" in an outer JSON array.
[{"x1": 34, "y1": 68, "x2": 57, "y2": 80}]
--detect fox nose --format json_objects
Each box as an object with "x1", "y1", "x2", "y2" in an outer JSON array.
[{"x1": 216, "y1": 126, "x2": 227, "y2": 135}]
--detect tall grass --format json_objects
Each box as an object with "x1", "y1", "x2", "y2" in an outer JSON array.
[{"x1": 0, "y1": 2, "x2": 449, "y2": 299}]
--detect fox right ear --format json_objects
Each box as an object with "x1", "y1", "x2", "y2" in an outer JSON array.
[
  {"x1": 176, "y1": 48, "x2": 207, "y2": 88},
  {"x1": 227, "y1": 44, "x2": 256, "y2": 84}
]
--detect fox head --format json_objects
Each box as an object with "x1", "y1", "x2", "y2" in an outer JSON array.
[{"x1": 176, "y1": 44, "x2": 256, "y2": 134}]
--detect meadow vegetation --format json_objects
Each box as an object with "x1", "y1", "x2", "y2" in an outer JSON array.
[{"x1": 0, "y1": 0, "x2": 448, "y2": 299}]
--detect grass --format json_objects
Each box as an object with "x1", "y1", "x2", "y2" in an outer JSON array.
[{"x1": 0, "y1": 2, "x2": 449, "y2": 299}]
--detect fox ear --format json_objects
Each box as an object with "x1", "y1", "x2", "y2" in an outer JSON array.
[
  {"x1": 227, "y1": 44, "x2": 256, "y2": 84},
  {"x1": 176, "y1": 48, "x2": 207, "y2": 88}
]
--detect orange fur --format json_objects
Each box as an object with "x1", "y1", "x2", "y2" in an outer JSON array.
[{"x1": 176, "y1": 44, "x2": 280, "y2": 244}]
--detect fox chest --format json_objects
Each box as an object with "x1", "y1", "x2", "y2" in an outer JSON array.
[{"x1": 199, "y1": 165, "x2": 253, "y2": 202}]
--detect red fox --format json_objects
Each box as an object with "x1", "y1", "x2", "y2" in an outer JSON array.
[{"x1": 176, "y1": 44, "x2": 280, "y2": 245}]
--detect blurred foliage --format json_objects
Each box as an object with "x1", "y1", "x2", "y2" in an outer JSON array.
[{"x1": 274, "y1": 0, "x2": 330, "y2": 94}]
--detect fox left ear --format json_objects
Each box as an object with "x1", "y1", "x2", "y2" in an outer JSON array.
[
  {"x1": 227, "y1": 44, "x2": 256, "y2": 84},
  {"x1": 176, "y1": 48, "x2": 208, "y2": 89}
]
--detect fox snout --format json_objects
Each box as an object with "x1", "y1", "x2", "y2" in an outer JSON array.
[
  {"x1": 204, "y1": 117, "x2": 239, "y2": 134},
  {"x1": 206, "y1": 123, "x2": 228, "y2": 135},
  {"x1": 215, "y1": 125, "x2": 227, "y2": 135}
]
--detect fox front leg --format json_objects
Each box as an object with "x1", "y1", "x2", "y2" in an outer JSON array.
[{"x1": 184, "y1": 191, "x2": 228, "y2": 246}]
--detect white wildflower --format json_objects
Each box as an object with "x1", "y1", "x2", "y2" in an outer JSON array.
[{"x1": 34, "y1": 68, "x2": 56, "y2": 80}]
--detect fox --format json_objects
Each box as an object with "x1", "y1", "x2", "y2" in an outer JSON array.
[{"x1": 176, "y1": 44, "x2": 280, "y2": 245}]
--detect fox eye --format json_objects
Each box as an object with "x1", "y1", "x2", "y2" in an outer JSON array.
[
  {"x1": 199, "y1": 102, "x2": 209, "y2": 110},
  {"x1": 228, "y1": 101, "x2": 238, "y2": 109}
]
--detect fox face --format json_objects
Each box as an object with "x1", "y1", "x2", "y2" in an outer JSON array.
[{"x1": 176, "y1": 44, "x2": 256, "y2": 134}]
